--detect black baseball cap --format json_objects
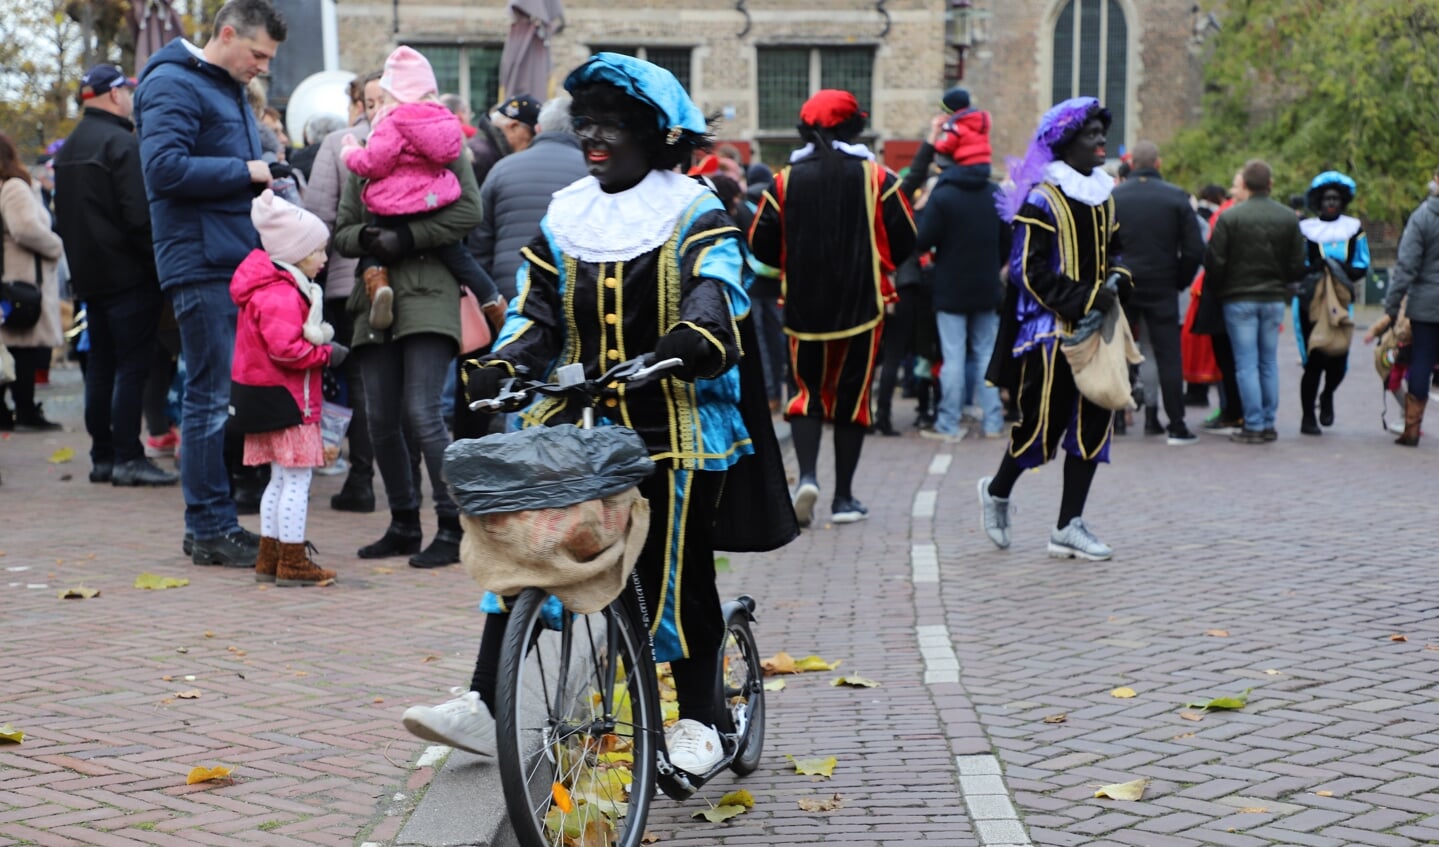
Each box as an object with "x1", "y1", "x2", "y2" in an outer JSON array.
[
  {"x1": 496, "y1": 94, "x2": 542, "y2": 128},
  {"x1": 81, "y1": 64, "x2": 135, "y2": 100}
]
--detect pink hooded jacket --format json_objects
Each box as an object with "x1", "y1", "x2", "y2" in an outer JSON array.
[
  {"x1": 230, "y1": 249, "x2": 334, "y2": 426},
  {"x1": 343, "y1": 101, "x2": 464, "y2": 216}
]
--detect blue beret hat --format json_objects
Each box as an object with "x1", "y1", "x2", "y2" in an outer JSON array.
[{"x1": 564, "y1": 52, "x2": 708, "y2": 137}]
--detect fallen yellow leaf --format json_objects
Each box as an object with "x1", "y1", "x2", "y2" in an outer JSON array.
[
  {"x1": 48, "y1": 447, "x2": 76, "y2": 464},
  {"x1": 718, "y1": 789, "x2": 754, "y2": 809},
  {"x1": 763, "y1": 679, "x2": 786, "y2": 692},
  {"x1": 421, "y1": 655, "x2": 440, "y2": 663},
  {"x1": 1094, "y1": 777, "x2": 1147, "y2": 801},
  {"x1": 134, "y1": 573, "x2": 189, "y2": 590},
  {"x1": 788, "y1": 755, "x2": 838, "y2": 777},
  {"x1": 57, "y1": 585, "x2": 100, "y2": 599},
  {"x1": 692, "y1": 805, "x2": 747, "y2": 823},
  {"x1": 831, "y1": 675, "x2": 879, "y2": 688},
  {"x1": 1042, "y1": 714, "x2": 1067, "y2": 724},
  {"x1": 551, "y1": 781, "x2": 574, "y2": 813},
  {"x1": 797, "y1": 793, "x2": 845, "y2": 812},
  {"x1": 1390, "y1": 634, "x2": 1408, "y2": 642},
  {"x1": 1111, "y1": 687, "x2": 1137, "y2": 699},
  {"x1": 794, "y1": 655, "x2": 841, "y2": 672},
  {"x1": 762, "y1": 651, "x2": 797, "y2": 675},
  {"x1": 1179, "y1": 711, "x2": 1205, "y2": 722},
  {"x1": 185, "y1": 765, "x2": 233, "y2": 785},
  {"x1": 1315, "y1": 790, "x2": 1334, "y2": 797},
  {"x1": 1205, "y1": 629, "x2": 1229, "y2": 637},
  {"x1": 1239, "y1": 807, "x2": 1268, "y2": 813},
  {"x1": 0, "y1": 724, "x2": 23, "y2": 744}
]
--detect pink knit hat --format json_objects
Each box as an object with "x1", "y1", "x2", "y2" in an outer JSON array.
[
  {"x1": 380, "y1": 46, "x2": 438, "y2": 104},
  {"x1": 251, "y1": 189, "x2": 330, "y2": 265}
]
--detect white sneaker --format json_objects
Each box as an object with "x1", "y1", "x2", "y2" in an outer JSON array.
[
  {"x1": 666, "y1": 718, "x2": 723, "y2": 774},
  {"x1": 401, "y1": 688, "x2": 495, "y2": 756},
  {"x1": 1047, "y1": 518, "x2": 1112, "y2": 561},
  {"x1": 920, "y1": 428, "x2": 965, "y2": 444},
  {"x1": 792, "y1": 480, "x2": 819, "y2": 528}
]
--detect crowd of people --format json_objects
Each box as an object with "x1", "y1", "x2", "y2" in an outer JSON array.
[{"x1": 2, "y1": 0, "x2": 1437, "y2": 774}]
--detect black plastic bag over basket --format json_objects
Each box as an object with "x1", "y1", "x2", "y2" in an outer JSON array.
[{"x1": 444, "y1": 423, "x2": 655, "y2": 515}]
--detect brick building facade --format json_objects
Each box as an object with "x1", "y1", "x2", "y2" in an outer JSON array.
[{"x1": 335, "y1": 0, "x2": 1208, "y2": 172}]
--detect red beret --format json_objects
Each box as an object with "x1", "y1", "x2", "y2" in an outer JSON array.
[{"x1": 799, "y1": 89, "x2": 865, "y2": 129}]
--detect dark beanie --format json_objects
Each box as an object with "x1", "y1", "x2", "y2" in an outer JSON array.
[{"x1": 941, "y1": 87, "x2": 971, "y2": 113}]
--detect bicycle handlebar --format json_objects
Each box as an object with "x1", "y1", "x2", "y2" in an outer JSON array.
[{"x1": 468, "y1": 354, "x2": 684, "y2": 412}]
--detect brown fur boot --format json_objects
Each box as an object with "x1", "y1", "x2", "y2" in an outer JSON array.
[
  {"x1": 1396, "y1": 393, "x2": 1427, "y2": 446},
  {"x1": 365, "y1": 266, "x2": 393, "y2": 330},
  {"x1": 255, "y1": 537, "x2": 280, "y2": 583},
  {"x1": 276, "y1": 541, "x2": 336, "y2": 587}
]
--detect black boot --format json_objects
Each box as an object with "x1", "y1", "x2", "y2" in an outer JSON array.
[
  {"x1": 358, "y1": 509, "x2": 423, "y2": 559},
  {"x1": 14, "y1": 403, "x2": 62, "y2": 432},
  {"x1": 1300, "y1": 411, "x2": 1322, "y2": 436},
  {"x1": 1143, "y1": 406, "x2": 1164, "y2": 436},
  {"x1": 231, "y1": 465, "x2": 268, "y2": 516},
  {"x1": 871, "y1": 411, "x2": 898, "y2": 437},
  {"x1": 1319, "y1": 391, "x2": 1335, "y2": 427},
  {"x1": 331, "y1": 473, "x2": 376, "y2": 513},
  {"x1": 409, "y1": 515, "x2": 462, "y2": 568}
]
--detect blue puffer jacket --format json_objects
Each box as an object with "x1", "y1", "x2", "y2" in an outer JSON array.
[{"x1": 134, "y1": 38, "x2": 263, "y2": 289}]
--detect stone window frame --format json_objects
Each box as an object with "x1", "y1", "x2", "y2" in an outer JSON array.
[
  {"x1": 753, "y1": 43, "x2": 878, "y2": 167},
  {"x1": 401, "y1": 41, "x2": 504, "y2": 117},
  {"x1": 1041, "y1": 0, "x2": 1138, "y2": 153}
]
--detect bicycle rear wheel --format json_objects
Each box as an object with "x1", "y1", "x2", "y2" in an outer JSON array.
[
  {"x1": 722, "y1": 597, "x2": 765, "y2": 776},
  {"x1": 496, "y1": 587, "x2": 660, "y2": 847}
]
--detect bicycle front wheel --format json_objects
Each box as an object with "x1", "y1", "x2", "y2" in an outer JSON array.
[{"x1": 496, "y1": 587, "x2": 660, "y2": 847}]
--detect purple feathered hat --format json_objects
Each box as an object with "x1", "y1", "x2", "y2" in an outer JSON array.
[{"x1": 997, "y1": 96, "x2": 1112, "y2": 222}]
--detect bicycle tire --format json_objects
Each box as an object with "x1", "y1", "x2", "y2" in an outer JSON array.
[
  {"x1": 496, "y1": 587, "x2": 661, "y2": 847},
  {"x1": 722, "y1": 601, "x2": 765, "y2": 776}
]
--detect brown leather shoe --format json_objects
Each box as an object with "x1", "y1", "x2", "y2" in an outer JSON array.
[
  {"x1": 364, "y1": 266, "x2": 393, "y2": 330},
  {"x1": 255, "y1": 537, "x2": 280, "y2": 583},
  {"x1": 276, "y1": 542, "x2": 336, "y2": 587}
]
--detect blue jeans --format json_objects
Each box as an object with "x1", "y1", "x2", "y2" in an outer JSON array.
[
  {"x1": 1222, "y1": 300, "x2": 1285, "y2": 432},
  {"x1": 169, "y1": 282, "x2": 239, "y2": 539},
  {"x1": 359, "y1": 333, "x2": 459, "y2": 518},
  {"x1": 84, "y1": 287, "x2": 161, "y2": 465},
  {"x1": 935, "y1": 310, "x2": 1003, "y2": 435}
]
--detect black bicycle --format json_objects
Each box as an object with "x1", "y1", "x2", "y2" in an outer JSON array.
[{"x1": 470, "y1": 355, "x2": 766, "y2": 847}]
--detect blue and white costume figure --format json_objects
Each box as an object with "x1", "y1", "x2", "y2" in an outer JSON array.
[{"x1": 1293, "y1": 170, "x2": 1367, "y2": 432}]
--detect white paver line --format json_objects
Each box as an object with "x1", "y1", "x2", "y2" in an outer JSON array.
[{"x1": 912, "y1": 480, "x2": 1034, "y2": 846}]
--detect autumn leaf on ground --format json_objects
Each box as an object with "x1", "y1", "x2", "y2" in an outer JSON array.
[
  {"x1": 787, "y1": 755, "x2": 838, "y2": 777},
  {"x1": 1179, "y1": 711, "x2": 1205, "y2": 722},
  {"x1": 1184, "y1": 687, "x2": 1252, "y2": 711},
  {"x1": 640, "y1": 834, "x2": 660, "y2": 845},
  {"x1": 48, "y1": 447, "x2": 76, "y2": 464},
  {"x1": 762, "y1": 651, "x2": 797, "y2": 675},
  {"x1": 831, "y1": 675, "x2": 879, "y2": 688},
  {"x1": 1390, "y1": 634, "x2": 1408, "y2": 642},
  {"x1": 134, "y1": 573, "x2": 189, "y2": 590},
  {"x1": 1204, "y1": 629, "x2": 1229, "y2": 637},
  {"x1": 763, "y1": 679, "x2": 786, "y2": 692},
  {"x1": 57, "y1": 585, "x2": 100, "y2": 599},
  {"x1": 0, "y1": 724, "x2": 23, "y2": 744},
  {"x1": 794, "y1": 655, "x2": 841, "y2": 672},
  {"x1": 185, "y1": 765, "x2": 233, "y2": 785},
  {"x1": 175, "y1": 689, "x2": 202, "y2": 699},
  {"x1": 1315, "y1": 790, "x2": 1334, "y2": 797},
  {"x1": 1042, "y1": 713, "x2": 1067, "y2": 724},
  {"x1": 421, "y1": 655, "x2": 440, "y2": 663},
  {"x1": 718, "y1": 789, "x2": 755, "y2": 809},
  {"x1": 715, "y1": 556, "x2": 732, "y2": 574},
  {"x1": 1110, "y1": 687, "x2": 1137, "y2": 699},
  {"x1": 797, "y1": 793, "x2": 845, "y2": 812},
  {"x1": 1094, "y1": 777, "x2": 1147, "y2": 801},
  {"x1": 1239, "y1": 806, "x2": 1268, "y2": 813},
  {"x1": 692, "y1": 804, "x2": 747, "y2": 823},
  {"x1": 551, "y1": 782, "x2": 574, "y2": 813}
]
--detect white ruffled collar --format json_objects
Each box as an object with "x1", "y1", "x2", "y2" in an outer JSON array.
[
  {"x1": 546, "y1": 170, "x2": 708, "y2": 263},
  {"x1": 1043, "y1": 160, "x2": 1114, "y2": 206},
  {"x1": 789, "y1": 140, "x2": 876, "y2": 163},
  {"x1": 1300, "y1": 214, "x2": 1361, "y2": 245}
]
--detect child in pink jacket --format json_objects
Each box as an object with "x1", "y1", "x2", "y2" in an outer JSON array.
[
  {"x1": 231, "y1": 190, "x2": 348, "y2": 586},
  {"x1": 341, "y1": 46, "x2": 502, "y2": 332}
]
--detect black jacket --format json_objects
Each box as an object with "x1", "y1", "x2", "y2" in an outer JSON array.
[
  {"x1": 1111, "y1": 168, "x2": 1204, "y2": 318},
  {"x1": 51, "y1": 108, "x2": 159, "y2": 299},
  {"x1": 914, "y1": 163, "x2": 1008, "y2": 315}
]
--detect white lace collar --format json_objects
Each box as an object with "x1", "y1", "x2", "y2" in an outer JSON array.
[
  {"x1": 1043, "y1": 160, "x2": 1114, "y2": 206},
  {"x1": 789, "y1": 140, "x2": 876, "y2": 163},
  {"x1": 546, "y1": 170, "x2": 708, "y2": 263},
  {"x1": 1300, "y1": 215, "x2": 1361, "y2": 245}
]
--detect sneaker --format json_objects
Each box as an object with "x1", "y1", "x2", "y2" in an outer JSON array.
[
  {"x1": 145, "y1": 430, "x2": 180, "y2": 458},
  {"x1": 977, "y1": 476, "x2": 1010, "y2": 549},
  {"x1": 1229, "y1": 429, "x2": 1267, "y2": 445},
  {"x1": 830, "y1": 497, "x2": 868, "y2": 524},
  {"x1": 792, "y1": 479, "x2": 819, "y2": 528},
  {"x1": 666, "y1": 719, "x2": 723, "y2": 774},
  {"x1": 1165, "y1": 424, "x2": 1198, "y2": 446},
  {"x1": 402, "y1": 688, "x2": 495, "y2": 757},
  {"x1": 920, "y1": 428, "x2": 965, "y2": 444},
  {"x1": 1047, "y1": 517, "x2": 1112, "y2": 561},
  {"x1": 192, "y1": 527, "x2": 261, "y2": 567},
  {"x1": 111, "y1": 457, "x2": 179, "y2": 487},
  {"x1": 89, "y1": 462, "x2": 113, "y2": 484},
  {"x1": 1261, "y1": 428, "x2": 1278, "y2": 442},
  {"x1": 961, "y1": 404, "x2": 983, "y2": 422},
  {"x1": 1203, "y1": 413, "x2": 1243, "y2": 432}
]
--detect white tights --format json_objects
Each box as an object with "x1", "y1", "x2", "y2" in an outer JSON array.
[{"x1": 260, "y1": 463, "x2": 313, "y2": 544}]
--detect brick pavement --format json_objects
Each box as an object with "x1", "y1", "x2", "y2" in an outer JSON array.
[{"x1": 4, "y1": 328, "x2": 1438, "y2": 846}]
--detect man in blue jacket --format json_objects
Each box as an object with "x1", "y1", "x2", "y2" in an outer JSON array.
[{"x1": 134, "y1": 0, "x2": 287, "y2": 566}]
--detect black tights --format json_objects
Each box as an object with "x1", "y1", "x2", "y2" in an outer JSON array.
[
  {"x1": 1300, "y1": 351, "x2": 1346, "y2": 418},
  {"x1": 791, "y1": 418, "x2": 866, "y2": 501},
  {"x1": 988, "y1": 451, "x2": 1098, "y2": 530}
]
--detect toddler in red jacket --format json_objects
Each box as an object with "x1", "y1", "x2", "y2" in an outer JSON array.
[{"x1": 231, "y1": 189, "x2": 348, "y2": 586}]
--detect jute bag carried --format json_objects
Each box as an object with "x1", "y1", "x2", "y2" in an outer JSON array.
[
  {"x1": 1308, "y1": 260, "x2": 1355, "y2": 357},
  {"x1": 1061, "y1": 303, "x2": 1144, "y2": 411}
]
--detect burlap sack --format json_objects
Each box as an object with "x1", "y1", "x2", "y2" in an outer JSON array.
[
  {"x1": 459, "y1": 488, "x2": 650, "y2": 614},
  {"x1": 1061, "y1": 304, "x2": 1144, "y2": 411},
  {"x1": 1308, "y1": 265, "x2": 1355, "y2": 357}
]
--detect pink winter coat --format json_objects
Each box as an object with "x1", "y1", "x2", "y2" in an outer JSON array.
[
  {"x1": 343, "y1": 101, "x2": 464, "y2": 216},
  {"x1": 230, "y1": 249, "x2": 333, "y2": 427}
]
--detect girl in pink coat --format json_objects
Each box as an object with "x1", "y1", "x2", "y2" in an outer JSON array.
[
  {"x1": 231, "y1": 190, "x2": 348, "y2": 586},
  {"x1": 341, "y1": 46, "x2": 502, "y2": 332}
]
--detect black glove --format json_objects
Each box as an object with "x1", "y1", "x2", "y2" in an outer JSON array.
[
  {"x1": 463, "y1": 364, "x2": 507, "y2": 404},
  {"x1": 653, "y1": 327, "x2": 714, "y2": 380},
  {"x1": 268, "y1": 161, "x2": 294, "y2": 181},
  {"x1": 1090, "y1": 286, "x2": 1117, "y2": 315},
  {"x1": 327, "y1": 342, "x2": 349, "y2": 368},
  {"x1": 360, "y1": 225, "x2": 415, "y2": 265}
]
